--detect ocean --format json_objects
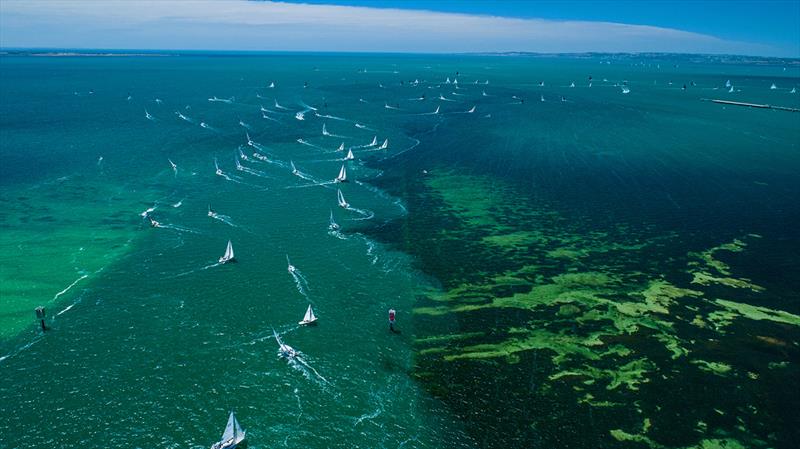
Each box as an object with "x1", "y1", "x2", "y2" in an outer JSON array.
[{"x1": 1, "y1": 52, "x2": 798, "y2": 449}]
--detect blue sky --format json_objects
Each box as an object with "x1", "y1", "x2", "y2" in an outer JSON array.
[{"x1": 1, "y1": 0, "x2": 798, "y2": 57}]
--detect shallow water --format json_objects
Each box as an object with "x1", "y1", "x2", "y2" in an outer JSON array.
[{"x1": 1, "y1": 53, "x2": 798, "y2": 448}]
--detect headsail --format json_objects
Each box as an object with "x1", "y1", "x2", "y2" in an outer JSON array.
[
  {"x1": 221, "y1": 411, "x2": 244, "y2": 443},
  {"x1": 335, "y1": 164, "x2": 348, "y2": 182},
  {"x1": 345, "y1": 149, "x2": 354, "y2": 161}
]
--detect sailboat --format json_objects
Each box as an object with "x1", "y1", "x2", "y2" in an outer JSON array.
[
  {"x1": 378, "y1": 139, "x2": 388, "y2": 150},
  {"x1": 335, "y1": 164, "x2": 348, "y2": 183},
  {"x1": 337, "y1": 142, "x2": 345, "y2": 152},
  {"x1": 728, "y1": 85, "x2": 735, "y2": 93},
  {"x1": 219, "y1": 240, "x2": 235, "y2": 264},
  {"x1": 433, "y1": 105, "x2": 440, "y2": 114},
  {"x1": 725, "y1": 79, "x2": 731, "y2": 88},
  {"x1": 570, "y1": 82, "x2": 575, "y2": 88},
  {"x1": 208, "y1": 205, "x2": 217, "y2": 218},
  {"x1": 169, "y1": 159, "x2": 177, "y2": 173},
  {"x1": 467, "y1": 105, "x2": 476, "y2": 113},
  {"x1": 344, "y1": 149, "x2": 354, "y2": 161},
  {"x1": 621, "y1": 86, "x2": 630, "y2": 94},
  {"x1": 322, "y1": 123, "x2": 330, "y2": 136},
  {"x1": 268, "y1": 81, "x2": 275, "y2": 88},
  {"x1": 214, "y1": 159, "x2": 223, "y2": 176},
  {"x1": 299, "y1": 305, "x2": 318, "y2": 325},
  {"x1": 274, "y1": 329, "x2": 298, "y2": 358},
  {"x1": 368, "y1": 136, "x2": 377, "y2": 147},
  {"x1": 540, "y1": 95, "x2": 545, "y2": 102},
  {"x1": 329, "y1": 209, "x2": 340, "y2": 231},
  {"x1": 210, "y1": 411, "x2": 246, "y2": 449},
  {"x1": 770, "y1": 83, "x2": 777, "y2": 90},
  {"x1": 290, "y1": 160, "x2": 299, "y2": 176},
  {"x1": 337, "y1": 189, "x2": 349, "y2": 208},
  {"x1": 791, "y1": 87, "x2": 797, "y2": 94},
  {"x1": 245, "y1": 132, "x2": 253, "y2": 146}
]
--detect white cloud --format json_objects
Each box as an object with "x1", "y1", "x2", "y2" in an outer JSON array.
[{"x1": 0, "y1": 0, "x2": 778, "y2": 55}]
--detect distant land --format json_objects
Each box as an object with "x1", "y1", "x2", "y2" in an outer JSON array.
[{"x1": 1, "y1": 48, "x2": 799, "y2": 65}]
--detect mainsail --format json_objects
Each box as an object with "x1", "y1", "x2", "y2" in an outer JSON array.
[
  {"x1": 337, "y1": 189, "x2": 349, "y2": 208},
  {"x1": 335, "y1": 164, "x2": 347, "y2": 182},
  {"x1": 345, "y1": 149, "x2": 354, "y2": 161},
  {"x1": 221, "y1": 411, "x2": 244, "y2": 444}
]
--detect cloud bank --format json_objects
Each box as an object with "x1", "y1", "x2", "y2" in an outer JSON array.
[{"x1": 0, "y1": 0, "x2": 780, "y2": 56}]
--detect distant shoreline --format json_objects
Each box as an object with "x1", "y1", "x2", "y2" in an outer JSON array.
[{"x1": 1, "y1": 48, "x2": 798, "y2": 64}]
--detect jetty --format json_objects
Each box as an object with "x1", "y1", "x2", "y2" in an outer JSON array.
[{"x1": 701, "y1": 98, "x2": 800, "y2": 113}]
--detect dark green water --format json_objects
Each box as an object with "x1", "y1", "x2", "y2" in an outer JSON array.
[{"x1": 1, "y1": 53, "x2": 798, "y2": 449}]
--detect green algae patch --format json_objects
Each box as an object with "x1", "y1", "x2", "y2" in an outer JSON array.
[
  {"x1": 551, "y1": 358, "x2": 653, "y2": 391},
  {"x1": 712, "y1": 299, "x2": 800, "y2": 327},
  {"x1": 687, "y1": 236, "x2": 764, "y2": 292},
  {"x1": 481, "y1": 231, "x2": 543, "y2": 249},
  {"x1": 692, "y1": 360, "x2": 733, "y2": 376}
]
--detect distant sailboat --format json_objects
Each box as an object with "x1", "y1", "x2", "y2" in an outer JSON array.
[
  {"x1": 621, "y1": 86, "x2": 630, "y2": 94},
  {"x1": 445, "y1": 77, "x2": 451, "y2": 84},
  {"x1": 337, "y1": 142, "x2": 345, "y2": 152},
  {"x1": 290, "y1": 160, "x2": 299, "y2": 176},
  {"x1": 210, "y1": 411, "x2": 246, "y2": 449},
  {"x1": 286, "y1": 255, "x2": 296, "y2": 273},
  {"x1": 214, "y1": 159, "x2": 223, "y2": 176},
  {"x1": 274, "y1": 329, "x2": 298, "y2": 358},
  {"x1": 770, "y1": 83, "x2": 777, "y2": 90},
  {"x1": 378, "y1": 139, "x2": 388, "y2": 150},
  {"x1": 540, "y1": 95, "x2": 545, "y2": 102},
  {"x1": 322, "y1": 123, "x2": 330, "y2": 136},
  {"x1": 268, "y1": 81, "x2": 275, "y2": 88},
  {"x1": 791, "y1": 87, "x2": 797, "y2": 94},
  {"x1": 145, "y1": 109, "x2": 154, "y2": 120},
  {"x1": 329, "y1": 209, "x2": 340, "y2": 231},
  {"x1": 433, "y1": 105, "x2": 440, "y2": 114},
  {"x1": 467, "y1": 105, "x2": 476, "y2": 113},
  {"x1": 299, "y1": 305, "x2": 318, "y2": 325},
  {"x1": 725, "y1": 80, "x2": 731, "y2": 88},
  {"x1": 208, "y1": 205, "x2": 217, "y2": 218},
  {"x1": 169, "y1": 159, "x2": 177, "y2": 174},
  {"x1": 335, "y1": 164, "x2": 348, "y2": 183},
  {"x1": 295, "y1": 111, "x2": 305, "y2": 120},
  {"x1": 337, "y1": 189, "x2": 349, "y2": 208},
  {"x1": 344, "y1": 149, "x2": 354, "y2": 161},
  {"x1": 219, "y1": 240, "x2": 235, "y2": 264},
  {"x1": 728, "y1": 85, "x2": 735, "y2": 93},
  {"x1": 245, "y1": 132, "x2": 253, "y2": 146},
  {"x1": 368, "y1": 136, "x2": 377, "y2": 146},
  {"x1": 570, "y1": 82, "x2": 575, "y2": 88}
]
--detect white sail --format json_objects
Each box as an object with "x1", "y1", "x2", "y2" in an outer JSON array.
[
  {"x1": 445, "y1": 77, "x2": 451, "y2": 84},
  {"x1": 725, "y1": 80, "x2": 731, "y2": 88},
  {"x1": 335, "y1": 164, "x2": 347, "y2": 182},
  {"x1": 221, "y1": 411, "x2": 244, "y2": 443},
  {"x1": 345, "y1": 149, "x2": 354, "y2": 160},
  {"x1": 337, "y1": 142, "x2": 345, "y2": 152},
  {"x1": 322, "y1": 123, "x2": 329, "y2": 135},
  {"x1": 300, "y1": 305, "x2": 317, "y2": 325},
  {"x1": 219, "y1": 240, "x2": 234, "y2": 263},
  {"x1": 329, "y1": 209, "x2": 339, "y2": 230},
  {"x1": 337, "y1": 189, "x2": 349, "y2": 208},
  {"x1": 290, "y1": 160, "x2": 298, "y2": 175},
  {"x1": 268, "y1": 81, "x2": 275, "y2": 88},
  {"x1": 770, "y1": 83, "x2": 777, "y2": 90},
  {"x1": 434, "y1": 106, "x2": 440, "y2": 114},
  {"x1": 378, "y1": 139, "x2": 388, "y2": 150},
  {"x1": 728, "y1": 85, "x2": 734, "y2": 93},
  {"x1": 369, "y1": 136, "x2": 377, "y2": 146},
  {"x1": 467, "y1": 106, "x2": 476, "y2": 113}
]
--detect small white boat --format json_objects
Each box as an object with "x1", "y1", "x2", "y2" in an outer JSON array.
[
  {"x1": 770, "y1": 83, "x2": 777, "y2": 90},
  {"x1": 791, "y1": 87, "x2": 797, "y2": 94},
  {"x1": 378, "y1": 139, "x2": 388, "y2": 150},
  {"x1": 274, "y1": 329, "x2": 298, "y2": 358},
  {"x1": 268, "y1": 81, "x2": 275, "y2": 88},
  {"x1": 728, "y1": 85, "x2": 735, "y2": 93},
  {"x1": 235, "y1": 159, "x2": 244, "y2": 171},
  {"x1": 329, "y1": 209, "x2": 340, "y2": 231},
  {"x1": 368, "y1": 136, "x2": 377, "y2": 147},
  {"x1": 445, "y1": 77, "x2": 451, "y2": 84},
  {"x1": 295, "y1": 111, "x2": 305, "y2": 120},
  {"x1": 290, "y1": 160, "x2": 299, "y2": 176},
  {"x1": 219, "y1": 240, "x2": 235, "y2": 264},
  {"x1": 214, "y1": 159, "x2": 223, "y2": 176},
  {"x1": 344, "y1": 149, "x2": 354, "y2": 161},
  {"x1": 467, "y1": 106, "x2": 476, "y2": 113},
  {"x1": 155, "y1": 98, "x2": 163, "y2": 104},
  {"x1": 433, "y1": 105, "x2": 440, "y2": 114},
  {"x1": 335, "y1": 164, "x2": 348, "y2": 183},
  {"x1": 337, "y1": 142, "x2": 345, "y2": 152},
  {"x1": 540, "y1": 95, "x2": 545, "y2": 102},
  {"x1": 253, "y1": 152, "x2": 268, "y2": 162},
  {"x1": 337, "y1": 189, "x2": 349, "y2": 208},
  {"x1": 621, "y1": 86, "x2": 630, "y2": 94},
  {"x1": 299, "y1": 305, "x2": 318, "y2": 325},
  {"x1": 322, "y1": 123, "x2": 330, "y2": 136},
  {"x1": 145, "y1": 109, "x2": 154, "y2": 120},
  {"x1": 148, "y1": 217, "x2": 160, "y2": 228},
  {"x1": 169, "y1": 159, "x2": 177, "y2": 173},
  {"x1": 210, "y1": 411, "x2": 246, "y2": 449},
  {"x1": 208, "y1": 205, "x2": 217, "y2": 218},
  {"x1": 725, "y1": 79, "x2": 731, "y2": 88},
  {"x1": 570, "y1": 82, "x2": 575, "y2": 88},
  {"x1": 245, "y1": 132, "x2": 253, "y2": 146}
]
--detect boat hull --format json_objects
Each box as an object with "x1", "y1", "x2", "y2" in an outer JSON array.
[{"x1": 298, "y1": 318, "x2": 318, "y2": 325}]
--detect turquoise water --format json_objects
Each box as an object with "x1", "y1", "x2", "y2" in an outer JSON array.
[{"x1": 1, "y1": 53, "x2": 799, "y2": 448}]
